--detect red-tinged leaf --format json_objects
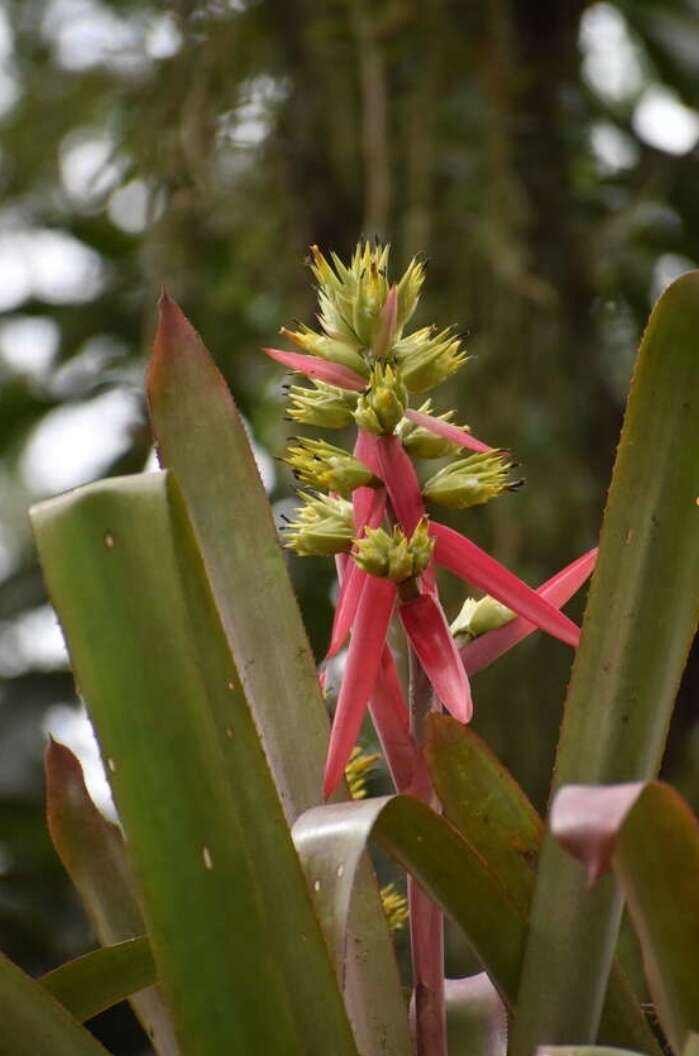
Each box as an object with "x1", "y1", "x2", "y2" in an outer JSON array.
[
  {"x1": 551, "y1": 782, "x2": 699, "y2": 1052},
  {"x1": 551, "y1": 783, "x2": 644, "y2": 886},
  {"x1": 326, "y1": 562, "x2": 368, "y2": 660},
  {"x1": 262, "y1": 346, "x2": 366, "y2": 390},
  {"x1": 512, "y1": 273, "x2": 699, "y2": 1055},
  {"x1": 323, "y1": 577, "x2": 397, "y2": 798},
  {"x1": 461, "y1": 548, "x2": 598, "y2": 675},
  {"x1": 405, "y1": 409, "x2": 495, "y2": 454},
  {"x1": 369, "y1": 648, "x2": 432, "y2": 799},
  {"x1": 326, "y1": 489, "x2": 386, "y2": 660},
  {"x1": 431, "y1": 521, "x2": 581, "y2": 649},
  {"x1": 45, "y1": 740, "x2": 178, "y2": 1054},
  {"x1": 399, "y1": 593, "x2": 473, "y2": 722},
  {"x1": 376, "y1": 434, "x2": 427, "y2": 534}
]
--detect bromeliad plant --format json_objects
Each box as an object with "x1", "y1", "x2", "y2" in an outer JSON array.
[
  {"x1": 271, "y1": 245, "x2": 584, "y2": 804},
  {"x1": 2, "y1": 245, "x2": 697, "y2": 1056}
]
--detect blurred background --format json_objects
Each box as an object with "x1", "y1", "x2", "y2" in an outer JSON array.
[{"x1": 0, "y1": 0, "x2": 698, "y2": 1050}]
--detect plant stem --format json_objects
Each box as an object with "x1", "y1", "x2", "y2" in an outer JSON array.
[{"x1": 408, "y1": 648, "x2": 447, "y2": 1056}]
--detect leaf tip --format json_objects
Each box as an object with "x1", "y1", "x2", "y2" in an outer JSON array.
[{"x1": 44, "y1": 738, "x2": 90, "y2": 832}]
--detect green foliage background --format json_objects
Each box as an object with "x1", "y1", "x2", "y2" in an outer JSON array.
[{"x1": 0, "y1": 0, "x2": 697, "y2": 1050}]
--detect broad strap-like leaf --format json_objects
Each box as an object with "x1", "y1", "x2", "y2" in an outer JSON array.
[
  {"x1": 45, "y1": 740, "x2": 177, "y2": 1053},
  {"x1": 293, "y1": 794, "x2": 525, "y2": 997},
  {"x1": 147, "y1": 294, "x2": 410, "y2": 1056},
  {"x1": 40, "y1": 937, "x2": 154, "y2": 1024},
  {"x1": 424, "y1": 716, "x2": 660, "y2": 1054},
  {"x1": 513, "y1": 271, "x2": 699, "y2": 1055},
  {"x1": 32, "y1": 471, "x2": 358, "y2": 1056},
  {"x1": 0, "y1": 949, "x2": 109, "y2": 1056},
  {"x1": 425, "y1": 715, "x2": 542, "y2": 915},
  {"x1": 552, "y1": 782, "x2": 699, "y2": 1054}
]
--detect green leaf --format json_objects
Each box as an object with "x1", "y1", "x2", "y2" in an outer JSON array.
[
  {"x1": 45, "y1": 740, "x2": 177, "y2": 1053},
  {"x1": 424, "y1": 716, "x2": 660, "y2": 1055},
  {"x1": 512, "y1": 272, "x2": 699, "y2": 1052},
  {"x1": 0, "y1": 949, "x2": 109, "y2": 1056},
  {"x1": 32, "y1": 471, "x2": 358, "y2": 1056},
  {"x1": 445, "y1": 974, "x2": 508, "y2": 1056},
  {"x1": 294, "y1": 793, "x2": 525, "y2": 1003},
  {"x1": 40, "y1": 937, "x2": 154, "y2": 1023},
  {"x1": 147, "y1": 292, "x2": 410, "y2": 1055},
  {"x1": 552, "y1": 782, "x2": 699, "y2": 1053},
  {"x1": 425, "y1": 715, "x2": 542, "y2": 915}
]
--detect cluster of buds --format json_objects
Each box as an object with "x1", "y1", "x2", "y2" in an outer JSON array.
[
  {"x1": 264, "y1": 242, "x2": 591, "y2": 798},
  {"x1": 353, "y1": 520, "x2": 433, "y2": 584},
  {"x1": 282, "y1": 492, "x2": 354, "y2": 557},
  {"x1": 284, "y1": 437, "x2": 378, "y2": 495}
]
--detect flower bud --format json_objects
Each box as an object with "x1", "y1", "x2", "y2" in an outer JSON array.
[
  {"x1": 394, "y1": 326, "x2": 467, "y2": 394},
  {"x1": 351, "y1": 244, "x2": 391, "y2": 347},
  {"x1": 423, "y1": 451, "x2": 517, "y2": 510},
  {"x1": 283, "y1": 491, "x2": 354, "y2": 556},
  {"x1": 286, "y1": 379, "x2": 359, "y2": 429},
  {"x1": 353, "y1": 363, "x2": 408, "y2": 435},
  {"x1": 397, "y1": 400, "x2": 461, "y2": 458},
  {"x1": 451, "y1": 594, "x2": 515, "y2": 639},
  {"x1": 395, "y1": 257, "x2": 425, "y2": 330},
  {"x1": 285, "y1": 438, "x2": 378, "y2": 495},
  {"x1": 353, "y1": 518, "x2": 434, "y2": 582}
]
